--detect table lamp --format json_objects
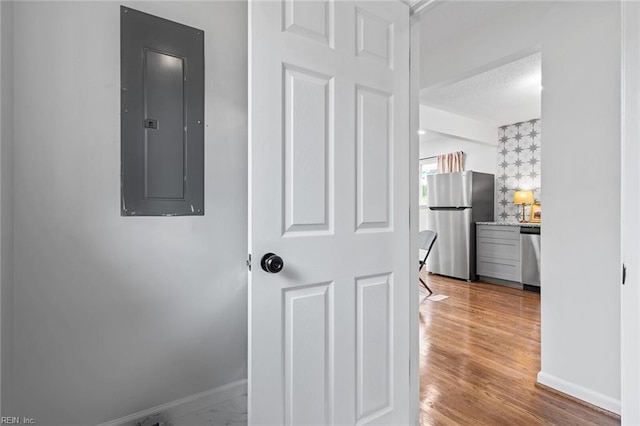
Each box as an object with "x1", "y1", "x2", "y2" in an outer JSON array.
[{"x1": 513, "y1": 190, "x2": 534, "y2": 222}]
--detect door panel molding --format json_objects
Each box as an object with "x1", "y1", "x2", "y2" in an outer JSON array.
[
  {"x1": 355, "y1": 273, "x2": 393, "y2": 423},
  {"x1": 355, "y1": 7, "x2": 394, "y2": 69},
  {"x1": 283, "y1": 281, "x2": 334, "y2": 425},
  {"x1": 283, "y1": 0, "x2": 335, "y2": 48},
  {"x1": 282, "y1": 63, "x2": 335, "y2": 236},
  {"x1": 356, "y1": 85, "x2": 393, "y2": 232}
]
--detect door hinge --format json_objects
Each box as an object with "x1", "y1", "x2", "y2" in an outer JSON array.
[
  {"x1": 623, "y1": 263, "x2": 627, "y2": 285},
  {"x1": 247, "y1": 254, "x2": 252, "y2": 271}
]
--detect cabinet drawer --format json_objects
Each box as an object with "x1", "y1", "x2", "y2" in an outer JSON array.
[
  {"x1": 477, "y1": 257, "x2": 522, "y2": 282},
  {"x1": 477, "y1": 225, "x2": 520, "y2": 241},
  {"x1": 477, "y1": 237, "x2": 521, "y2": 261}
]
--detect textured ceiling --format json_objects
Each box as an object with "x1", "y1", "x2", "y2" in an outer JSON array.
[{"x1": 420, "y1": 53, "x2": 541, "y2": 126}]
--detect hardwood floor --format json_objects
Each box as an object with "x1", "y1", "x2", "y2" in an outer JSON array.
[{"x1": 419, "y1": 273, "x2": 620, "y2": 426}]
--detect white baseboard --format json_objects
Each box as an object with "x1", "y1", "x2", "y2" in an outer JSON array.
[
  {"x1": 537, "y1": 371, "x2": 621, "y2": 415},
  {"x1": 96, "y1": 378, "x2": 247, "y2": 426}
]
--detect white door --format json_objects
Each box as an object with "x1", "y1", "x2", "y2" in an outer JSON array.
[
  {"x1": 622, "y1": 2, "x2": 640, "y2": 423},
  {"x1": 248, "y1": 0, "x2": 411, "y2": 424}
]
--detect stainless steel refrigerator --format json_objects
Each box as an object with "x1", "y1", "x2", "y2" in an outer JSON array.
[{"x1": 426, "y1": 171, "x2": 494, "y2": 281}]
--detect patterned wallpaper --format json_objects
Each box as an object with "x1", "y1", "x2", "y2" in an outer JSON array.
[{"x1": 496, "y1": 119, "x2": 541, "y2": 222}]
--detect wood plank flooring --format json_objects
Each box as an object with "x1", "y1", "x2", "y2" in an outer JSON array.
[{"x1": 419, "y1": 273, "x2": 620, "y2": 426}]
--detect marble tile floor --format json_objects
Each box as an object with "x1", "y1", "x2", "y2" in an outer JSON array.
[{"x1": 141, "y1": 394, "x2": 247, "y2": 426}]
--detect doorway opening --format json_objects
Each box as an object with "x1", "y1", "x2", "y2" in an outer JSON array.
[
  {"x1": 416, "y1": 47, "x2": 548, "y2": 425},
  {"x1": 412, "y1": 0, "x2": 622, "y2": 422},
  {"x1": 411, "y1": 2, "x2": 584, "y2": 423}
]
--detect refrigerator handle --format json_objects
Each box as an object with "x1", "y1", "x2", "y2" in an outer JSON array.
[{"x1": 428, "y1": 207, "x2": 470, "y2": 211}]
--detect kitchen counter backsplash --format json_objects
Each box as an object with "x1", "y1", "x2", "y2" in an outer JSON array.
[
  {"x1": 496, "y1": 119, "x2": 541, "y2": 222},
  {"x1": 477, "y1": 221, "x2": 541, "y2": 228}
]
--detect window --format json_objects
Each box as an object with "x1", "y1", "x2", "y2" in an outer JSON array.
[{"x1": 419, "y1": 157, "x2": 438, "y2": 206}]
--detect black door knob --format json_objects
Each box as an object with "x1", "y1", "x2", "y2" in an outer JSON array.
[{"x1": 261, "y1": 253, "x2": 284, "y2": 273}]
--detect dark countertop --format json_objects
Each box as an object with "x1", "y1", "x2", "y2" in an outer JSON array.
[{"x1": 476, "y1": 221, "x2": 541, "y2": 228}]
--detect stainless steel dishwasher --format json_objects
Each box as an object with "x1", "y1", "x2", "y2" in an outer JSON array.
[{"x1": 520, "y1": 226, "x2": 541, "y2": 288}]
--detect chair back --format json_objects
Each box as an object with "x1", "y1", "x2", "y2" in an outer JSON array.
[{"x1": 418, "y1": 230, "x2": 438, "y2": 252}]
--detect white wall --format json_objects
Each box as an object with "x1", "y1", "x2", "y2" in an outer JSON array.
[
  {"x1": 9, "y1": 2, "x2": 248, "y2": 424},
  {"x1": 621, "y1": 4, "x2": 640, "y2": 423},
  {"x1": 0, "y1": 0, "x2": 13, "y2": 414},
  {"x1": 419, "y1": 105, "x2": 497, "y2": 146},
  {"x1": 421, "y1": 1, "x2": 621, "y2": 413}
]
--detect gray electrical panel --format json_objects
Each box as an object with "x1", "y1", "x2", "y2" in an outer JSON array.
[{"x1": 121, "y1": 6, "x2": 204, "y2": 216}]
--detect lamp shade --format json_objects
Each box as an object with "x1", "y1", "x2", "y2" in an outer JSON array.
[{"x1": 513, "y1": 190, "x2": 534, "y2": 205}]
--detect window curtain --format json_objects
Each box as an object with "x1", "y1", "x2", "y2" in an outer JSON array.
[{"x1": 437, "y1": 151, "x2": 464, "y2": 173}]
